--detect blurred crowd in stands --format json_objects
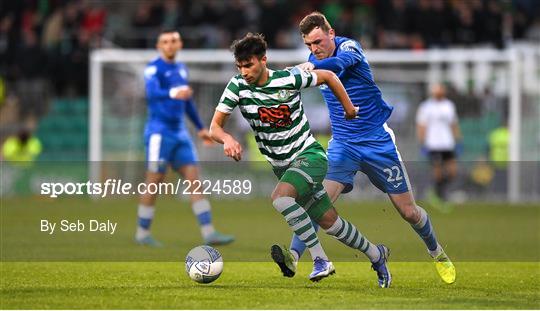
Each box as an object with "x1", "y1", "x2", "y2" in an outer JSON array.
[{"x1": 0, "y1": 0, "x2": 538, "y2": 110}]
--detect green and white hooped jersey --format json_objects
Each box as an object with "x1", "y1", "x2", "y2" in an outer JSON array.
[{"x1": 216, "y1": 67, "x2": 318, "y2": 167}]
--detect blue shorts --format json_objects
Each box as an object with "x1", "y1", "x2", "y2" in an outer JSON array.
[
  {"x1": 144, "y1": 132, "x2": 198, "y2": 173},
  {"x1": 326, "y1": 124, "x2": 410, "y2": 194}
]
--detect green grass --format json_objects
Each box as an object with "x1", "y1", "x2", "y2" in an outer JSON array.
[
  {"x1": 1, "y1": 262, "x2": 539, "y2": 309},
  {"x1": 1, "y1": 197, "x2": 539, "y2": 308}
]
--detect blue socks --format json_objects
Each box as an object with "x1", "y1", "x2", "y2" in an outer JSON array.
[{"x1": 412, "y1": 206, "x2": 439, "y2": 251}]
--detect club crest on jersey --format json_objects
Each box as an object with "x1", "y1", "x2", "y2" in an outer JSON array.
[
  {"x1": 278, "y1": 89, "x2": 292, "y2": 100},
  {"x1": 258, "y1": 104, "x2": 292, "y2": 128}
]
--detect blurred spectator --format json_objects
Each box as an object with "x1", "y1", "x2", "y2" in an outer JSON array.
[
  {"x1": 453, "y1": 1, "x2": 477, "y2": 45},
  {"x1": 481, "y1": 0, "x2": 503, "y2": 48},
  {"x1": 132, "y1": 0, "x2": 163, "y2": 47},
  {"x1": 333, "y1": 5, "x2": 355, "y2": 39},
  {"x1": 0, "y1": 14, "x2": 15, "y2": 72},
  {"x1": 0, "y1": 0, "x2": 537, "y2": 102},
  {"x1": 65, "y1": 29, "x2": 90, "y2": 95},
  {"x1": 63, "y1": 1, "x2": 83, "y2": 32},
  {"x1": 1, "y1": 128, "x2": 42, "y2": 163},
  {"x1": 13, "y1": 29, "x2": 49, "y2": 118},
  {"x1": 259, "y1": 0, "x2": 288, "y2": 47},
  {"x1": 162, "y1": 0, "x2": 180, "y2": 29},
  {"x1": 408, "y1": 0, "x2": 432, "y2": 48},
  {"x1": 14, "y1": 30, "x2": 46, "y2": 80},
  {"x1": 429, "y1": 0, "x2": 454, "y2": 47},
  {"x1": 375, "y1": 0, "x2": 411, "y2": 49},
  {"x1": 81, "y1": 3, "x2": 107, "y2": 37},
  {"x1": 220, "y1": 0, "x2": 248, "y2": 39},
  {"x1": 41, "y1": 7, "x2": 63, "y2": 49}
]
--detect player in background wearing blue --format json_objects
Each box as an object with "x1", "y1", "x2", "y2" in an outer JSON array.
[
  {"x1": 136, "y1": 30, "x2": 234, "y2": 247},
  {"x1": 271, "y1": 12, "x2": 455, "y2": 286}
]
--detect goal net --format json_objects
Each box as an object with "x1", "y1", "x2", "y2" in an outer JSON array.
[{"x1": 90, "y1": 46, "x2": 540, "y2": 202}]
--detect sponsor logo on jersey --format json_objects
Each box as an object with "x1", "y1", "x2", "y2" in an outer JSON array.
[{"x1": 257, "y1": 104, "x2": 292, "y2": 128}]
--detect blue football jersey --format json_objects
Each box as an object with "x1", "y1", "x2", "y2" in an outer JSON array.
[
  {"x1": 309, "y1": 36, "x2": 393, "y2": 142},
  {"x1": 143, "y1": 57, "x2": 204, "y2": 138}
]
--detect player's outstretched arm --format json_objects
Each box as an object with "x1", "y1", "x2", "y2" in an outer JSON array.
[
  {"x1": 297, "y1": 50, "x2": 360, "y2": 73},
  {"x1": 209, "y1": 111, "x2": 243, "y2": 161},
  {"x1": 313, "y1": 69, "x2": 358, "y2": 119}
]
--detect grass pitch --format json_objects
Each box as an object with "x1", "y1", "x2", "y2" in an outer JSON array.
[
  {"x1": 1, "y1": 197, "x2": 539, "y2": 309},
  {"x1": 1, "y1": 262, "x2": 539, "y2": 309}
]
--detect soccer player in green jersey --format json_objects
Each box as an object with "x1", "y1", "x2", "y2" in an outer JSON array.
[{"x1": 209, "y1": 33, "x2": 390, "y2": 283}]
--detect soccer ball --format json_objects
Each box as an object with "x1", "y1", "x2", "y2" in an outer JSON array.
[{"x1": 185, "y1": 245, "x2": 223, "y2": 284}]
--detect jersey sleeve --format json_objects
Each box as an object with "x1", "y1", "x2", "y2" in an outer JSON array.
[
  {"x1": 289, "y1": 67, "x2": 318, "y2": 90},
  {"x1": 416, "y1": 103, "x2": 428, "y2": 125},
  {"x1": 216, "y1": 77, "x2": 240, "y2": 114},
  {"x1": 311, "y1": 39, "x2": 363, "y2": 73},
  {"x1": 144, "y1": 65, "x2": 170, "y2": 100},
  {"x1": 185, "y1": 98, "x2": 204, "y2": 130}
]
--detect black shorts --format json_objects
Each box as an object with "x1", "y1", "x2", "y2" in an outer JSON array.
[{"x1": 429, "y1": 150, "x2": 455, "y2": 164}]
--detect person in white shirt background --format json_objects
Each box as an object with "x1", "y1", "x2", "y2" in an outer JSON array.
[{"x1": 416, "y1": 83, "x2": 462, "y2": 209}]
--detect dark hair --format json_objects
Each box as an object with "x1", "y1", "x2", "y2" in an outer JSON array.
[
  {"x1": 299, "y1": 12, "x2": 332, "y2": 35},
  {"x1": 230, "y1": 33, "x2": 267, "y2": 62},
  {"x1": 159, "y1": 28, "x2": 179, "y2": 35},
  {"x1": 157, "y1": 29, "x2": 181, "y2": 41}
]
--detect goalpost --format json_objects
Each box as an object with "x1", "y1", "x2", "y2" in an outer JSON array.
[{"x1": 89, "y1": 46, "x2": 539, "y2": 202}]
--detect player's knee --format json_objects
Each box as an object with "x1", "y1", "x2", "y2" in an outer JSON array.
[
  {"x1": 270, "y1": 190, "x2": 280, "y2": 202},
  {"x1": 399, "y1": 203, "x2": 419, "y2": 223},
  {"x1": 318, "y1": 208, "x2": 338, "y2": 230},
  {"x1": 272, "y1": 196, "x2": 296, "y2": 213},
  {"x1": 271, "y1": 183, "x2": 297, "y2": 201},
  {"x1": 140, "y1": 193, "x2": 157, "y2": 207}
]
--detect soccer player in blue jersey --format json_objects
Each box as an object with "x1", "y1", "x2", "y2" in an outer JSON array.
[
  {"x1": 210, "y1": 33, "x2": 388, "y2": 282},
  {"x1": 135, "y1": 30, "x2": 234, "y2": 247},
  {"x1": 271, "y1": 12, "x2": 456, "y2": 286}
]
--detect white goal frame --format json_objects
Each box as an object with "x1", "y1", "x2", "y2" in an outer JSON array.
[{"x1": 90, "y1": 47, "x2": 538, "y2": 202}]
